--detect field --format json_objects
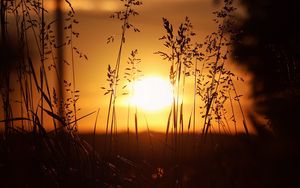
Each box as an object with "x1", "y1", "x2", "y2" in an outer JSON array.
[
  {"x1": 1, "y1": 0, "x2": 299, "y2": 187},
  {"x1": 1, "y1": 132, "x2": 299, "y2": 187},
  {"x1": 85, "y1": 132, "x2": 300, "y2": 188}
]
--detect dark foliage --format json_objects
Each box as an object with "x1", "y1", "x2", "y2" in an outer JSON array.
[{"x1": 233, "y1": 0, "x2": 300, "y2": 138}]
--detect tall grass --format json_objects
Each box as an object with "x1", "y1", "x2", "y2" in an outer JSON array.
[
  {"x1": 123, "y1": 49, "x2": 143, "y2": 153},
  {"x1": 102, "y1": 0, "x2": 142, "y2": 156},
  {"x1": 1, "y1": 0, "x2": 251, "y2": 185},
  {"x1": 156, "y1": 0, "x2": 249, "y2": 157},
  {"x1": 0, "y1": 0, "x2": 85, "y2": 133},
  {"x1": 156, "y1": 17, "x2": 200, "y2": 156},
  {"x1": 0, "y1": 0, "x2": 279, "y2": 187},
  {"x1": 197, "y1": 0, "x2": 249, "y2": 140},
  {"x1": 0, "y1": 0, "x2": 116, "y2": 187}
]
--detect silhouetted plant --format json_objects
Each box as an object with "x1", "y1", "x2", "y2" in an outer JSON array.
[
  {"x1": 64, "y1": 1, "x2": 87, "y2": 129},
  {"x1": 0, "y1": 0, "x2": 89, "y2": 136},
  {"x1": 156, "y1": 0, "x2": 249, "y2": 153},
  {"x1": 102, "y1": 0, "x2": 142, "y2": 156},
  {"x1": 0, "y1": 1, "x2": 115, "y2": 187},
  {"x1": 197, "y1": 0, "x2": 249, "y2": 139},
  {"x1": 156, "y1": 17, "x2": 202, "y2": 154},
  {"x1": 123, "y1": 49, "x2": 143, "y2": 152}
]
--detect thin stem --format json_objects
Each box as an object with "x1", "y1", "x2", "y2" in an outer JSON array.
[
  {"x1": 231, "y1": 78, "x2": 249, "y2": 135},
  {"x1": 134, "y1": 105, "x2": 139, "y2": 154},
  {"x1": 105, "y1": 5, "x2": 129, "y2": 155},
  {"x1": 228, "y1": 89, "x2": 237, "y2": 135},
  {"x1": 71, "y1": 21, "x2": 77, "y2": 128},
  {"x1": 56, "y1": 0, "x2": 65, "y2": 125},
  {"x1": 202, "y1": 34, "x2": 224, "y2": 137},
  {"x1": 193, "y1": 59, "x2": 197, "y2": 147}
]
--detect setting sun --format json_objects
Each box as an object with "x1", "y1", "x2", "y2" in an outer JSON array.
[
  {"x1": 2, "y1": 0, "x2": 296, "y2": 187},
  {"x1": 130, "y1": 77, "x2": 173, "y2": 111}
]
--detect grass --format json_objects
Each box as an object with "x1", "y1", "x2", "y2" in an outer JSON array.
[
  {"x1": 123, "y1": 49, "x2": 143, "y2": 154},
  {"x1": 80, "y1": 132, "x2": 300, "y2": 188},
  {"x1": 102, "y1": 0, "x2": 142, "y2": 157},
  {"x1": 154, "y1": 0, "x2": 249, "y2": 157},
  {"x1": 0, "y1": 0, "x2": 98, "y2": 186},
  {"x1": 1, "y1": 0, "x2": 298, "y2": 187}
]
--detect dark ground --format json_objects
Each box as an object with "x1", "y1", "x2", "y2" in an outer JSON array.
[
  {"x1": 1, "y1": 131, "x2": 299, "y2": 187},
  {"x1": 81, "y1": 132, "x2": 300, "y2": 188}
]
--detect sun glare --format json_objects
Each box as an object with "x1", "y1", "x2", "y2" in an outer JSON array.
[{"x1": 130, "y1": 77, "x2": 173, "y2": 111}]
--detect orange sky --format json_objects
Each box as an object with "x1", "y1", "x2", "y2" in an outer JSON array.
[
  {"x1": 1, "y1": 0, "x2": 255, "y2": 134},
  {"x1": 49, "y1": 0, "x2": 253, "y2": 134}
]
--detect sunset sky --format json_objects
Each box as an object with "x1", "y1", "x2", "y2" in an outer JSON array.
[
  {"x1": 1, "y1": 2, "x2": 297, "y2": 187},
  {"x1": 46, "y1": 0, "x2": 253, "y2": 133}
]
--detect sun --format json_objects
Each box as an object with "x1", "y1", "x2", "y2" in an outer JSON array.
[{"x1": 130, "y1": 76, "x2": 173, "y2": 111}]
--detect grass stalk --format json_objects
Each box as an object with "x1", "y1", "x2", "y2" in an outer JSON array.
[
  {"x1": 134, "y1": 106, "x2": 139, "y2": 153},
  {"x1": 70, "y1": 14, "x2": 78, "y2": 128},
  {"x1": 228, "y1": 89, "x2": 238, "y2": 135},
  {"x1": 105, "y1": 6, "x2": 128, "y2": 156},
  {"x1": 55, "y1": 0, "x2": 65, "y2": 124},
  {"x1": 230, "y1": 78, "x2": 249, "y2": 135},
  {"x1": 192, "y1": 59, "x2": 198, "y2": 148},
  {"x1": 103, "y1": 0, "x2": 142, "y2": 156}
]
